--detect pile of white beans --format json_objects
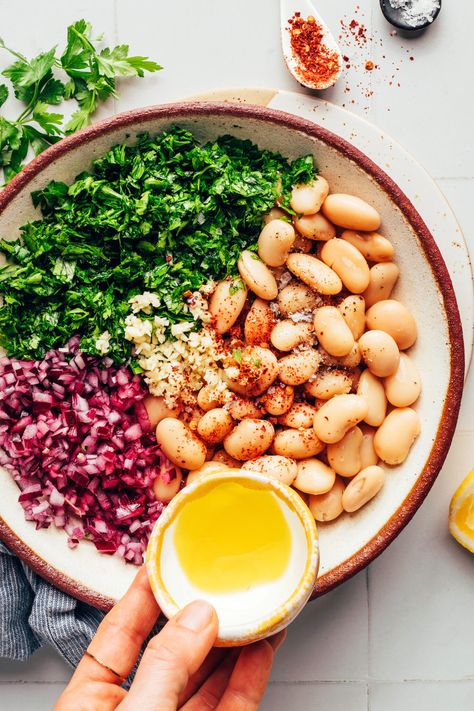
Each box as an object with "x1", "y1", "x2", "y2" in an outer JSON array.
[{"x1": 147, "y1": 176, "x2": 421, "y2": 523}]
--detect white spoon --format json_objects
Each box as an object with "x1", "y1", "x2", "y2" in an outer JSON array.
[{"x1": 280, "y1": 0, "x2": 343, "y2": 90}]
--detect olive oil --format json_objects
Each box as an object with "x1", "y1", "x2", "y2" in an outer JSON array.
[{"x1": 174, "y1": 480, "x2": 291, "y2": 593}]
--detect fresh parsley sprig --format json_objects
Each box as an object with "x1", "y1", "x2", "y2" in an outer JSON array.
[{"x1": 0, "y1": 19, "x2": 161, "y2": 183}]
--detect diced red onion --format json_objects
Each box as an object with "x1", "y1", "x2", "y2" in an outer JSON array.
[{"x1": 0, "y1": 336, "x2": 175, "y2": 565}]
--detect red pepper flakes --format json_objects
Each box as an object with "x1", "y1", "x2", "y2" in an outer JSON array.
[
  {"x1": 365, "y1": 60, "x2": 374, "y2": 71},
  {"x1": 288, "y1": 12, "x2": 341, "y2": 86}
]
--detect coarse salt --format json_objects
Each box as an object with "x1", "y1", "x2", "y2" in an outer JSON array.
[
  {"x1": 389, "y1": 0, "x2": 440, "y2": 28},
  {"x1": 290, "y1": 310, "x2": 314, "y2": 323}
]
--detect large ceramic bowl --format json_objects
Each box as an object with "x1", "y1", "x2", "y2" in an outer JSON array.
[{"x1": 0, "y1": 103, "x2": 464, "y2": 610}]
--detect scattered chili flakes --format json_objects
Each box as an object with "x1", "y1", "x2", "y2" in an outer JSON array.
[
  {"x1": 287, "y1": 12, "x2": 341, "y2": 87},
  {"x1": 336, "y1": 3, "x2": 419, "y2": 102}
]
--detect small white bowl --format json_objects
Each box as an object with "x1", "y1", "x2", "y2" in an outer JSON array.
[{"x1": 145, "y1": 469, "x2": 319, "y2": 646}]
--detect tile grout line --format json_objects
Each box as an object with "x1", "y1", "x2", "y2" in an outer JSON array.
[
  {"x1": 4, "y1": 678, "x2": 473, "y2": 687},
  {"x1": 0, "y1": 681, "x2": 67, "y2": 686},
  {"x1": 366, "y1": 565, "x2": 371, "y2": 686},
  {"x1": 266, "y1": 677, "x2": 474, "y2": 686},
  {"x1": 112, "y1": 0, "x2": 118, "y2": 115}
]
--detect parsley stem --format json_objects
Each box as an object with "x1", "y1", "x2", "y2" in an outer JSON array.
[{"x1": 0, "y1": 38, "x2": 28, "y2": 63}]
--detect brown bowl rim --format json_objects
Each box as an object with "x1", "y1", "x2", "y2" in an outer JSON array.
[{"x1": 0, "y1": 101, "x2": 465, "y2": 611}]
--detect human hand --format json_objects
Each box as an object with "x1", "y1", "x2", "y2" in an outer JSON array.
[{"x1": 54, "y1": 567, "x2": 285, "y2": 711}]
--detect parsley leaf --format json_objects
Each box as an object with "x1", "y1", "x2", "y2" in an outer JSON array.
[
  {"x1": 61, "y1": 21, "x2": 162, "y2": 134},
  {"x1": 0, "y1": 20, "x2": 161, "y2": 183},
  {"x1": 2, "y1": 47, "x2": 56, "y2": 88},
  {"x1": 32, "y1": 102, "x2": 63, "y2": 134},
  {"x1": 0, "y1": 83, "x2": 8, "y2": 107}
]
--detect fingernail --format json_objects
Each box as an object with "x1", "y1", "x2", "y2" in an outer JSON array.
[{"x1": 176, "y1": 600, "x2": 215, "y2": 632}]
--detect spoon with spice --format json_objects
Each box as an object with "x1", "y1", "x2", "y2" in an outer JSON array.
[{"x1": 280, "y1": 0, "x2": 343, "y2": 90}]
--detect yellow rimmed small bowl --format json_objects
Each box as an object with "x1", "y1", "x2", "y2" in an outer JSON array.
[{"x1": 145, "y1": 469, "x2": 319, "y2": 646}]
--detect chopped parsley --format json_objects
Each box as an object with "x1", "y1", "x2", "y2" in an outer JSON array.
[{"x1": 0, "y1": 127, "x2": 316, "y2": 362}]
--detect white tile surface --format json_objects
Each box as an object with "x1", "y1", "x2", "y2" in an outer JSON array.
[
  {"x1": 0, "y1": 648, "x2": 70, "y2": 683},
  {"x1": 262, "y1": 682, "x2": 368, "y2": 711},
  {"x1": 371, "y1": 2, "x2": 474, "y2": 179},
  {"x1": 0, "y1": 0, "x2": 473, "y2": 708},
  {"x1": 370, "y1": 681, "x2": 474, "y2": 711},
  {"x1": 270, "y1": 571, "x2": 369, "y2": 682},
  {"x1": 369, "y1": 432, "x2": 474, "y2": 681},
  {"x1": 0, "y1": 683, "x2": 66, "y2": 710}
]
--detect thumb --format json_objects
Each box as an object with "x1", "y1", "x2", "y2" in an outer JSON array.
[{"x1": 118, "y1": 600, "x2": 218, "y2": 711}]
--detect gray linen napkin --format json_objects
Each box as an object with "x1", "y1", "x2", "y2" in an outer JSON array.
[{"x1": 0, "y1": 540, "x2": 103, "y2": 666}]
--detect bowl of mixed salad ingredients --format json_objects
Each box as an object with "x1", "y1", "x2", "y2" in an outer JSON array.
[{"x1": 0, "y1": 103, "x2": 463, "y2": 607}]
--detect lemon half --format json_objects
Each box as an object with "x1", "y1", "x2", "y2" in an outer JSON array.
[{"x1": 449, "y1": 468, "x2": 474, "y2": 554}]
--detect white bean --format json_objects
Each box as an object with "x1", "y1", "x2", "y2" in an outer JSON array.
[
  {"x1": 258, "y1": 219, "x2": 295, "y2": 267},
  {"x1": 273, "y1": 428, "x2": 324, "y2": 459},
  {"x1": 359, "y1": 330, "x2": 400, "y2": 378},
  {"x1": 225, "y1": 346, "x2": 279, "y2": 396},
  {"x1": 294, "y1": 458, "x2": 336, "y2": 495},
  {"x1": 144, "y1": 395, "x2": 178, "y2": 428},
  {"x1": 304, "y1": 369, "x2": 352, "y2": 400},
  {"x1": 197, "y1": 385, "x2": 225, "y2": 412},
  {"x1": 362, "y1": 262, "x2": 399, "y2": 308},
  {"x1": 226, "y1": 396, "x2": 263, "y2": 420},
  {"x1": 153, "y1": 467, "x2": 183, "y2": 503},
  {"x1": 242, "y1": 455, "x2": 297, "y2": 485},
  {"x1": 342, "y1": 465, "x2": 385, "y2": 512},
  {"x1": 223, "y1": 419, "x2": 275, "y2": 461},
  {"x1": 278, "y1": 348, "x2": 321, "y2": 386},
  {"x1": 313, "y1": 394, "x2": 368, "y2": 444},
  {"x1": 263, "y1": 207, "x2": 287, "y2": 224},
  {"x1": 209, "y1": 278, "x2": 248, "y2": 334},
  {"x1": 291, "y1": 177, "x2": 329, "y2": 215},
  {"x1": 277, "y1": 283, "x2": 321, "y2": 317},
  {"x1": 322, "y1": 194, "x2": 381, "y2": 231},
  {"x1": 366, "y1": 299, "x2": 417, "y2": 350},
  {"x1": 308, "y1": 477, "x2": 345, "y2": 522},
  {"x1": 261, "y1": 383, "x2": 295, "y2": 416},
  {"x1": 244, "y1": 298, "x2": 276, "y2": 346},
  {"x1": 374, "y1": 407, "x2": 420, "y2": 465},
  {"x1": 294, "y1": 212, "x2": 336, "y2": 241},
  {"x1": 317, "y1": 343, "x2": 361, "y2": 369},
  {"x1": 341, "y1": 230, "x2": 394, "y2": 262},
  {"x1": 384, "y1": 353, "x2": 421, "y2": 407},
  {"x1": 197, "y1": 408, "x2": 234, "y2": 445},
  {"x1": 321, "y1": 238, "x2": 370, "y2": 294},
  {"x1": 271, "y1": 319, "x2": 313, "y2": 351},
  {"x1": 156, "y1": 418, "x2": 207, "y2": 470},
  {"x1": 357, "y1": 370, "x2": 387, "y2": 427},
  {"x1": 314, "y1": 306, "x2": 354, "y2": 357},
  {"x1": 359, "y1": 425, "x2": 378, "y2": 468},
  {"x1": 337, "y1": 295, "x2": 366, "y2": 340},
  {"x1": 278, "y1": 402, "x2": 317, "y2": 429},
  {"x1": 286, "y1": 253, "x2": 342, "y2": 295},
  {"x1": 327, "y1": 426, "x2": 363, "y2": 478},
  {"x1": 212, "y1": 449, "x2": 240, "y2": 468},
  {"x1": 338, "y1": 342, "x2": 362, "y2": 369},
  {"x1": 238, "y1": 250, "x2": 278, "y2": 300}
]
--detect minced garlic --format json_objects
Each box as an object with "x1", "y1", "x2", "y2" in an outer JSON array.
[
  {"x1": 95, "y1": 330, "x2": 112, "y2": 355},
  {"x1": 124, "y1": 288, "x2": 230, "y2": 408}
]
